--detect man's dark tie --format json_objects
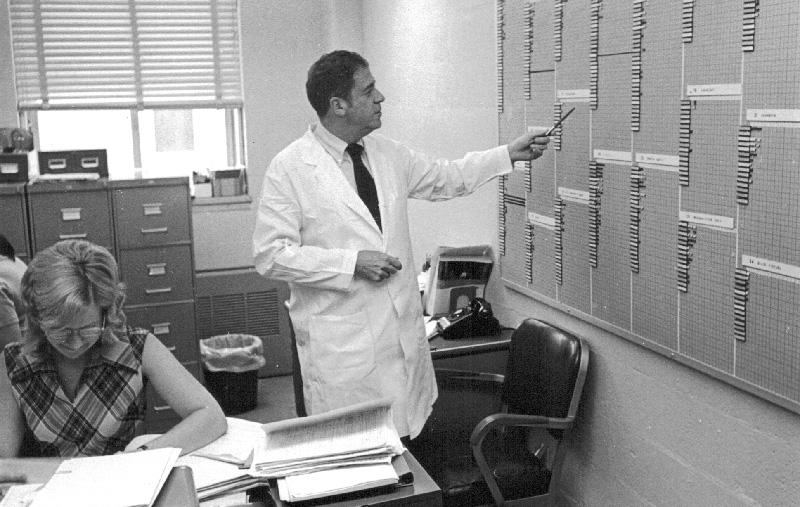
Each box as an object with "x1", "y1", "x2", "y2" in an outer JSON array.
[{"x1": 346, "y1": 143, "x2": 382, "y2": 231}]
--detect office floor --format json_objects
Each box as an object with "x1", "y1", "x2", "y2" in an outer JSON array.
[{"x1": 236, "y1": 374, "x2": 298, "y2": 424}]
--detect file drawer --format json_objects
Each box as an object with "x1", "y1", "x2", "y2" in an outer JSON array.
[
  {"x1": 112, "y1": 180, "x2": 191, "y2": 248},
  {"x1": 118, "y1": 245, "x2": 194, "y2": 305},
  {"x1": 126, "y1": 302, "x2": 198, "y2": 363},
  {"x1": 26, "y1": 181, "x2": 114, "y2": 253},
  {"x1": 0, "y1": 183, "x2": 31, "y2": 261}
]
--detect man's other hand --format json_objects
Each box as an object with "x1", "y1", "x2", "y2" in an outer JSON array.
[
  {"x1": 507, "y1": 129, "x2": 550, "y2": 162},
  {"x1": 355, "y1": 250, "x2": 403, "y2": 282}
]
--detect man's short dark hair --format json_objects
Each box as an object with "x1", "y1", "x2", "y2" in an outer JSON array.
[
  {"x1": 306, "y1": 50, "x2": 369, "y2": 116},
  {"x1": 0, "y1": 234, "x2": 16, "y2": 260}
]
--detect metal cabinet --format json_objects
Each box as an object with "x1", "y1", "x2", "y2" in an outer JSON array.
[
  {"x1": 26, "y1": 179, "x2": 114, "y2": 255},
  {"x1": 0, "y1": 183, "x2": 31, "y2": 262},
  {"x1": 111, "y1": 178, "x2": 201, "y2": 431}
]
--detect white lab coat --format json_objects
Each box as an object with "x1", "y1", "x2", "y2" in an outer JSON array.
[{"x1": 253, "y1": 126, "x2": 512, "y2": 438}]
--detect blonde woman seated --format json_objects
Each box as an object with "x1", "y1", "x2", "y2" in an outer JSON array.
[{"x1": 0, "y1": 239, "x2": 226, "y2": 457}]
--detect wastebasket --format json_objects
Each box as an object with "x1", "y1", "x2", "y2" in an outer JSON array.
[{"x1": 200, "y1": 333, "x2": 266, "y2": 415}]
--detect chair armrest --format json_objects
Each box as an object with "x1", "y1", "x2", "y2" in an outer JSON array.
[
  {"x1": 434, "y1": 368, "x2": 505, "y2": 384},
  {"x1": 470, "y1": 413, "x2": 574, "y2": 448}
]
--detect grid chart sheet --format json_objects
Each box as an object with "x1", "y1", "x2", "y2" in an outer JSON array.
[
  {"x1": 683, "y1": 0, "x2": 742, "y2": 86},
  {"x1": 592, "y1": 53, "x2": 633, "y2": 153},
  {"x1": 556, "y1": 0, "x2": 590, "y2": 90},
  {"x1": 555, "y1": 103, "x2": 591, "y2": 191},
  {"x1": 503, "y1": 201, "x2": 530, "y2": 285},
  {"x1": 631, "y1": 168, "x2": 679, "y2": 350},
  {"x1": 558, "y1": 200, "x2": 591, "y2": 314},
  {"x1": 742, "y1": 0, "x2": 800, "y2": 110},
  {"x1": 590, "y1": 162, "x2": 630, "y2": 330},
  {"x1": 497, "y1": 0, "x2": 800, "y2": 413},
  {"x1": 680, "y1": 101, "x2": 740, "y2": 219},
  {"x1": 678, "y1": 227, "x2": 737, "y2": 373},
  {"x1": 530, "y1": 224, "x2": 557, "y2": 299},
  {"x1": 632, "y1": 0, "x2": 682, "y2": 156},
  {"x1": 737, "y1": 273, "x2": 800, "y2": 402},
  {"x1": 527, "y1": 71, "x2": 558, "y2": 215},
  {"x1": 739, "y1": 128, "x2": 800, "y2": 267},
  {"x1": 529, "y1": 0, "x2": 555, "y2": 72},
  {"x1": 596, "y1": 0, "x2": 633, "y2": 55}
]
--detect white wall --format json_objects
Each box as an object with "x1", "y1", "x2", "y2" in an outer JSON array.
[{"x1": 362, "y1": 0, "x2": 500, "y2": 268}]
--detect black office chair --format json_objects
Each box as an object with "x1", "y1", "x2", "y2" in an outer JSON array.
[{"x1": 419, "y1": 318, "x2": 589, "y2": 506}]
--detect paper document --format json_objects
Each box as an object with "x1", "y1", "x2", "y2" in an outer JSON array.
[
  {"x1": 30, "y1": 447, "x2": 180, "y2": 507},
  {"x1": 0, "y1": 484, "x2": 42, "y2": 507},
  {"x1": 253, "y1": 398, "x2": 403, "y2": 478},
  {"x1": 277, "y1": 462, "x2": 399, "y2": 502},
  {"x1": 189, "y1": 417, "x2": 262, "y2": 467}
]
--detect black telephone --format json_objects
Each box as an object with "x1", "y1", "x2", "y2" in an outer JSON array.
[{"x1": 435, "y1": 297, "x2": 500, "y2": 340}]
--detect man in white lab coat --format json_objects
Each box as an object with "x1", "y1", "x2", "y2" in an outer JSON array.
[{"x1": 253, "y1": 50, "x2": 548, "y2": 439}]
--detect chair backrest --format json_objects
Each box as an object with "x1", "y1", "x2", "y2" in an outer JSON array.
[{"x1": 501, "y1": 318, "x2": 583, "y2": 419}]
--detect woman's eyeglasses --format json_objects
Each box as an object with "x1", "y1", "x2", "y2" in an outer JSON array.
[{"x1": 44, "y1": 317, "x2": 106, "y2": 342}]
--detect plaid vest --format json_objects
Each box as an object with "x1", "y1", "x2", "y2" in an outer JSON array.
[{"x1": 3, "y1": 327, "x2": 148, "y2": 457}]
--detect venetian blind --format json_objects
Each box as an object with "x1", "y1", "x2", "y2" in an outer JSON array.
[{"x1": 9, "y1": 0, "x2": 243, "y2": 110}]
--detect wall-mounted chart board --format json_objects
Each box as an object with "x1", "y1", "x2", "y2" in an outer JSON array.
[{"x1": 497, "y1": 0, "x2": 800, "y2": 413}]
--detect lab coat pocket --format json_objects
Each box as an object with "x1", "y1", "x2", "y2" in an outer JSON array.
[{"x1": 308, "y1": 312, "x2": 376, "y2": 384}]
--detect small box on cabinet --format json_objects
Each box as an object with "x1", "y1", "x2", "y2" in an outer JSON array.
[
  {"x1": 38, "y1": 149, "x2": 108, "y2": 177},
  {"x1": 211, "y1": 169, "x2": 246, "y2": 197},
  {"x1": 0, "y1": 152, "x2": 37, "y2": 183}
]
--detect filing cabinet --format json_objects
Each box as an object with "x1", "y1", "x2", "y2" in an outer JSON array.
[
  {"x1": 111, "y1": 178, "x2": 202, "y2": 431},
  {"x1": 0, "y1": 183, "x2": 32, "y2": 262},
  {"x1": 18, "y1": 177, "x2": 202, "y2": 432},
  {"x1": 25, "y1": 179, "x2": 114, "y2": 255}
]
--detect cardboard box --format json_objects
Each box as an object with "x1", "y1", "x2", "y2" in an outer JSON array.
[{"x1": 212, "y1": 169, "x2": 245, "y2": 197}]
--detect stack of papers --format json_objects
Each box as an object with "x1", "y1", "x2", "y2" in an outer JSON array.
[
  {"x1": 175, "y1": 418, "x2": 268, "y2": 501},
  {"x1": 125, "y1": 418, "x2": 268, "y2": 502},
  {"x1": 29, "y1": 448, "x2": 180, "y2": 507},
  {"x1": 252, "y1": 399, "x2": 405, "y2": 502}
]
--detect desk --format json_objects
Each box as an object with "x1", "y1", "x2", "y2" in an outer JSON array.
[
  {"x1": 266, "y1": 452, "x2": 441, "y2": 507},
  {"x1": 1, "y1": 453, "x2": 439, "y2": 507},
  {"x1": 429, "y1": 328, "x2": 513, "y2": 374}
]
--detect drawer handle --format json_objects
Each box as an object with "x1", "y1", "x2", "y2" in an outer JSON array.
[
  {"x1": 141, "y1": 227, "x2": 168, "y2": 235},
  {"x1": 147, "y1": 263, "x2": 167, "y2": 276},
  {"x1": 1, "y1": 162, "x2": 20, "y2": 174},
  {"x1": 152, "y1": 322, "x2": 171, "y2": 335},
  {"x1": 48, "y1": 158, "x2": 67, "y2": 170},
  {"x1": 80, "y1": 156, "x2": 99, "y2": 169},
  {"x1": 145, "y1": 287, "x2": 173, "y2": 295},
  {"x1": 143, "y1": 203, "x2": 163, "y2": 216},
  {"x1": 61, "y1": 208, "x2": 82, "y2": 221},
  {"x1": 153, "y1": 405, "x2": 171, "y2": 412},
  {"x1": 59, "y1": 233, "x2": 87, "y2": 240}
]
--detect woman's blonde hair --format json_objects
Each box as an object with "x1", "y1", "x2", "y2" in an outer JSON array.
[{"x1": 21, "y1": 239, "x2": 126, "y2": 355}]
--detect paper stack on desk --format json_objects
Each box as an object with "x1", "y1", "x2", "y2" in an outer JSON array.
[
  {"x1": 30, "y1": 447, "x2": 180, "y2": 507},
  {"x1": 174, "y1": 417, "x2": 268, "y2": 501},
  {"x1": 252, "y1": 398, "x2": 405, "y2": 502}
]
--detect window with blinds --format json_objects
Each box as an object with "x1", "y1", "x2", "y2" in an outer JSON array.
[{"x1": 8, "y1": 0, "x2": 246, "y2": 187}]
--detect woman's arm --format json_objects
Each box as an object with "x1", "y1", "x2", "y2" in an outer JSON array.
[
  {"x1": 0, "y1": 283, "x2": 22, "y2": 349},
  {"x1": 0, "y1": 357, "x2": 24, "y2": 457},
  {"x1": 139, "y1": 334, "x2": 227, "y2": 454}
]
